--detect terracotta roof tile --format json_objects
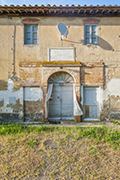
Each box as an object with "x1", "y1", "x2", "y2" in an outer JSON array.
[{"x1": 0, "y1": 5, "x2": 120, "y2": 17}]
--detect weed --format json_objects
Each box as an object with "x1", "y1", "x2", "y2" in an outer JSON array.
[
  {"x1": 112, "y1": 120, "x2": 120, "y2": 125},
  {"x1": 27, "y1": 139, "x2": 39, "y2": 147},
  {"x1": 64, "y1": 134, "x2": 70, "y2": 138}
]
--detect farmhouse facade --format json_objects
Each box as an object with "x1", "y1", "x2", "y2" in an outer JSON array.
[{"x1": 0, "y1": 4, "x2": 120, "y2": 123}]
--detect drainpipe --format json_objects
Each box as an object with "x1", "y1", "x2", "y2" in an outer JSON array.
[
  {"x1": 7, "y1": 16, "x2": 10, "y2": 78},
  {"x1": 12, "y1": 24, "x2": 16, "y2": 76}
]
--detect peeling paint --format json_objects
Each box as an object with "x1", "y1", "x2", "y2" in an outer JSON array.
[
  {"x1": 107, "y1": 78, "x2": 120, "y2": 97},
  {"x1": 0, "y1": 79, "x2": 43, "y2": 122},
  {"x1": 0, "y1": 79, "x2": 23, "y2": 112},
  {"x1": 97, "y1": 87, "x2": 103, "y2": 111},
  {"x1": 2, "y1": 107, "x2": 13, "y2": 113},
  {"x1": 24, "y1": 87, "x2": 43, "y2": 101},
  {"x1": 103, "y1": 78, "x2": 120, "y2": 100}
]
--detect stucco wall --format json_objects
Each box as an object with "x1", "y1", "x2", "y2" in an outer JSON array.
[
  {"x1": 0, "y1": 16, "x2": 120, "y2": 79},
  {"x1": 0, "y1": 16, "x2": 120, "y2": 121},
  {"x1": 0, "y1": 79, "x2": 43, "y2": 123}
]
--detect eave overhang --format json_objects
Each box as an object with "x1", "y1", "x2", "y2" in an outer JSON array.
[{"x1": 0, "y1": 4, "x2": 120, "y2": 17}]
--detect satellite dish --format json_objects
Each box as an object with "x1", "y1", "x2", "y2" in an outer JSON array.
[{"x1": 57, "y1": 22, "x2": 69, "y2": 36}]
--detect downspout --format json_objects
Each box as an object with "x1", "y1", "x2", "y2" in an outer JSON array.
[
  {"x1": 7, "y1": 16, "x2": 10, "y2": 78},
  {"x1": 12, "y1": 24, "x2": 16, "y2": 76}
]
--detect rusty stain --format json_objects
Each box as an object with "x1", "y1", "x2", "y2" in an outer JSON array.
[{"x1": 85, "y1": 105, "x2": 89, "y2": 118}]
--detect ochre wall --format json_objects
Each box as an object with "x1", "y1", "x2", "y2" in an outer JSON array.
[
  {"x1": 0, "y1": 16, "x2": 120, "y2": 121},
  {"x1": 0, "y1": 16, "x2": 120, "y2": 80}
]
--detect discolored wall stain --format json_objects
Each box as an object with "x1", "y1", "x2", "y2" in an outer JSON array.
[{"x1": 0, "y1": 80, "x2": 7, "y2": 91}]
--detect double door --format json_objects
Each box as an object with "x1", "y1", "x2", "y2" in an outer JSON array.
[{"x1": 48, "y1": 84, "x2": 74, "y2": 120}]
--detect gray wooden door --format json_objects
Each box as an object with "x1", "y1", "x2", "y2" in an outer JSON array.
[
  {"x1": 48, "y1": 84, "x2": 74, "y2": 120},
  {"x1": 83, "y1": 87, "x2": 99, "y2": 120}
]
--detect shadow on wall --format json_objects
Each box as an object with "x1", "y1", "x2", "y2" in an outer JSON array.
[
  {"x1": 98, "y1": 36, "x2": 113, "y2": 51},
  {"x1": 63, "y1": 36, "x2": 113, "y2": 51}
]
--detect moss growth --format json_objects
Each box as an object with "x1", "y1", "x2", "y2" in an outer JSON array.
[
  {"x1": 42, "y1": 61, "x2": 82, "y2": 65},
  {"x1": 19, "y1": 61, "x2": 82, "y2": 67},
  {"x1": 19, "y1": 61, "x2": 104, "y2": 67}
]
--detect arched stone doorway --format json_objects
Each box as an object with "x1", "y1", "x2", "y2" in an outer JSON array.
[{"x1": 48, "y1": 71, "x2": 74, "y2": 120}]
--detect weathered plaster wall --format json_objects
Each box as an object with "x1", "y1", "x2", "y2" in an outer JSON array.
[
  {"x1": 20, "y1": 67, "x2": 43, "y2": 86},
  {"x1": 24, "y1": 87, "x2": 43, "y2": 121},
  {"x1": 0, "y1": 79, "x2": 43, "y2": 123},
  {"x1": 0, "y1": 16, "x2": 120, "y2": 81},
  {"x1": 0, "y1": 79, "x2": 23, "y2": 123},
  {"x1": 0, "y1": 16, "x2": 120, "y2": 121}
]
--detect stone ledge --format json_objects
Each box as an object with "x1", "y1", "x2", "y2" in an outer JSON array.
[{"x1": 19, "y1": 61, "x2": 104, "y2": 67}]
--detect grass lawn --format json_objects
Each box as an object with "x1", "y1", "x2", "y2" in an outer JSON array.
[{"x1": 0, "y1": 124, "x2": 120, "y2": 180}]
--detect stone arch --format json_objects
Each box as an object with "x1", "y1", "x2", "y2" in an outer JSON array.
[
  {"x1": 48, "y1": 71, "x2": 75, "y2": 84},
  {"x1": 47, "y1": 70, "x2": 76, "y2": 85}
]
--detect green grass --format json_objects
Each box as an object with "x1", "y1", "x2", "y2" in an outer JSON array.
[
  {"x1": 112, "y1": 120, "x2": 120, "y2": 125},
  {"x1": 0, "y1": 124, "x2": 120, "y2": 149},
  {"x1": 0, "y1": 123, "x2": 120, "y2": 179},
  {"x1": 0, "y1": 123, "x2": 54, "y2": 135}
]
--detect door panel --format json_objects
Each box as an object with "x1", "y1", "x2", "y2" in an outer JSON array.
[
  {"x1": 61, "y1": 85, "x2": 73, "y2": 117},
  {"x1": 84, "y1": 87, "x2": 99, "y2": 120},
  {"x1": 49, "y1": 85, "x2": 61, "y2": 118}
]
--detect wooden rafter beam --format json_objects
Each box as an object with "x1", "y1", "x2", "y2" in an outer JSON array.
[
  {"x1": 72, "y1": 9, "x2": 74, "y2": 13},
  {"x1": 18, "y1": 9, "x2": 22, "y2": 13},
  {"x1": 101, "y1": 9, "x2": 106, "y2": 13},
  {"x1": 113, "y1": 9, "x2": 117, "y2": 13},
  {"x1": 95, "y1": 9, "x2": 100, "y2": 13},
  {"x1": 90, "y1": 9, "x2": 93, "y2": 13},
  {"x1": 30, "y1": 9, "x2": 33, "y2": 13},
  {"x1": 12, "y1": 9, "x2": 16, "y2": 13},
  {"x1": 36, "y1": 9, "x2": 39, "y2": 13}
]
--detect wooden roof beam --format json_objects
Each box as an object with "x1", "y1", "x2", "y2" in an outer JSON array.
[
  {"x1": 90, "y1": 9, "x2": 93, "y2": 13},
  {"x1": 113, "y1": 9, "x2": 118, "y2": 13},
  {"x1": 36, "y1": 9, "x2": 39, "y2": 13},
  {"x1": 72, "y1": 9, "x2": 74, "y2": 13},
  {"x1": 18, "y1": 9, "x2": 22, "y2": 13},
  {"x1": 41, "y1": 9, "x2": 45, "y2": 13},
  {"x1": 49, "y1": 9, "x2": 52, "y2": 13},
  {"x1": 105, "y1": 10, "x2": 110, "y2": 14},
  {"x1": 101, "y1": 9, "x2": 106, "y2": 13},
  {"x1": 66, "y1": 10, "x2": 69, "y2": 13},
  {"x1": 30, "y1": 9, "x2": 33, "y2": 13},
  {"x1": 78, "y1": 9, "x2": 81, "y2": 13},
  {"x1": 12, "y1": 9, "x2": 16, "y2": 13},
  {"x1": 95, "y1": 9, "x2": 100, "y2": 13},
  {"x1": 108, "y1": 9, "x2": 113, "y2": 13},
  {"x1": 24, "y1": 9, "x2": 28, "y2": 13},
  {"x1": 5, "y1": 9, "x2": 10, "y2": 13}
]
